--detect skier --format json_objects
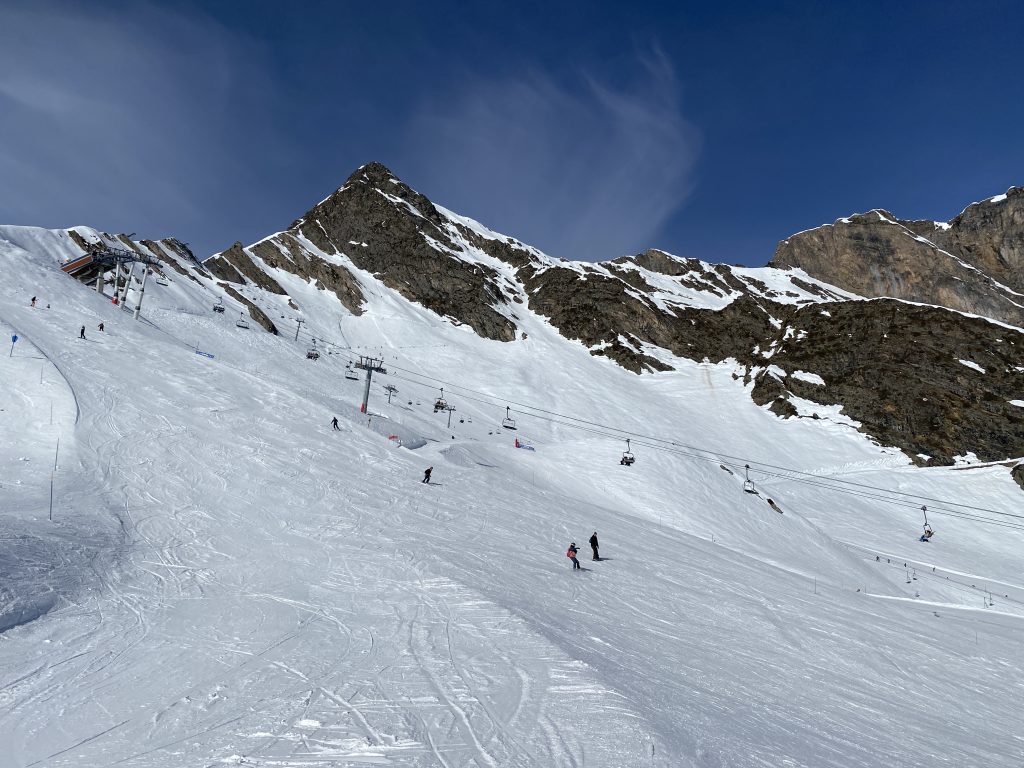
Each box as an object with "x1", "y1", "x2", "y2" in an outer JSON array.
[
  {"x1": 919, "y1": 528, "x2": 934, "y2": 542},
  {"x1": 79, "y1": 325, "x2": 86, "y2": 339},
  {"x1": 98, "y1": 322, "x2": 104, "y2": 332},
  {"x1": 567, "y1": 542, "x2": 581, "y2": 570},
  {"x1": 30, "y1": 296, "x2": 36, "y2": 307},
  {"x1": 589, "y1": 531, "x2": 600, "y2": 561},
  {"x1": 422, "y1": 466, "x2": 433, "y2": 484},
  {"x1": 331, "y1": 416, "x2": 340, "y2": 430}
]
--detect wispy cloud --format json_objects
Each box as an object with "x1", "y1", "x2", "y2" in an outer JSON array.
[
  {"x1": 0, "y1": 1, "x2": 281, "y2": 251},
  {"x1": 402, "y1": 47, "x2": 701, "y2": 261}
]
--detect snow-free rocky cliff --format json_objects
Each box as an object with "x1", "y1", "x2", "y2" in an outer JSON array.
[{"x1": 192, "y1": 163, "x2": 1024, "y2": 467}]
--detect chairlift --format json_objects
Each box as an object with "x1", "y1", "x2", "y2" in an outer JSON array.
[
  {"x1": 620, "y1": 439, "x2": 635, "y2": 466},
  {"x1": 236, "y1": 312, "x2": 250, "y2": 329},
  {"x1": 213, "y1": 298, "x2": 225, "y2": 314},
  {"x1": 919, "y1": 506, "x2": 935, "y2": 541},
  {"x1": 306, "y1": 338, "x2": 320, "y2": 360},
  {"x1": 743, "y1": 464, "x2": 757, "y2": 494},
  {"x1": 502, "y1": 406, "x2": 517, "y2": 431},
  {"x1": 154, "y1": 274, "x2": 169, "y2": 286},
  {"x1": 433, "y1": 388, "x2": 448, "y2": 413},
  {"x1": 344, "y1": 362, "x2": 359, "y2": 380}
]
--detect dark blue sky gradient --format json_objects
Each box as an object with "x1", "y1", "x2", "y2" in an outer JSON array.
[{"x1": 1, "y1": 1, "x2": 1020, "y2": 264}]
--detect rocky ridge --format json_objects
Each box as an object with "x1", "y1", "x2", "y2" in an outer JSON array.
[{"x1": 770, "y1": 189, "x2": 1024, "y2": 327}]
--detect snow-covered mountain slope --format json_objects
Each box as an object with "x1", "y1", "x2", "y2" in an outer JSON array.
[
  {"x1": 190, "y1": 164, "x2": 1024, "y2": 466},
  {"x1": 2, "y1": 220, "x2": 1024, "y2": 767}
]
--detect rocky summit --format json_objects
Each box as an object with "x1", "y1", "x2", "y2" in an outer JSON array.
[
  {"x1": 770, "y1": 188, "x2": 1024, "y2": 328},
  {"x1": 45, "y1": 163, "x2": 1024, "y2": 467}
]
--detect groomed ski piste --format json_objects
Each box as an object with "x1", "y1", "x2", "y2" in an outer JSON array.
[{"x1": 1, "y1": 224, "x2": 1023, "y2": 768}]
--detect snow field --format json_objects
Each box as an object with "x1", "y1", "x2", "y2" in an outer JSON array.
[{"x1": 1, "y1": 228, "x2": 1023, "y2": 767}]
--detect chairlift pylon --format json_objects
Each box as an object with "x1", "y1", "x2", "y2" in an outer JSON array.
[
  {"x1": 502, "y1": 406, "x2": 517, "y2": 431},
  {"x1": 235, "y1": 312, "x2": 249, "y2": 329},
  {"x1": 433, "y1": 388, "x2": 448, "y2": 413},
  {"x1": 620, "y1": 439, "x2": 635, "y2": 466}
]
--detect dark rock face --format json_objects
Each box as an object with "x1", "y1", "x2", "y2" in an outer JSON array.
[
  {"x1": 771, "y1": 190, "x2": 1024, "y2": 327},
  {"x1": 291, "y1": 162, "x2": 516, "y2": 341},
  {"x1": 750, "y1": 301, "x2": 1024, "y2": 465}
]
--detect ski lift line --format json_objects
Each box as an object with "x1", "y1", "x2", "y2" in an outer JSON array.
[
  {"x1": 384, "y1": 369, "x2": 1023, "y2": 530},
  {"x1": 135, "y1": 309, "x2": 1017, "y2": 530},
  {"x1": 384, "y1": 360, "x2": 1021, "y2": 519},
  {"x1": 388, "y1": 374, "x2": 1020, "y2": 531}
]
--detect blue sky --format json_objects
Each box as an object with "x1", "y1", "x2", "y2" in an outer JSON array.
[{"x1": 1, "y1": 1, "x2": 1021, "y2": 264}]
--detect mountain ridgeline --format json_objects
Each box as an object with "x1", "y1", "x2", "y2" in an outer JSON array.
[{"x1": 56, "y1": 163, "x2": 1024, "y2": 467}]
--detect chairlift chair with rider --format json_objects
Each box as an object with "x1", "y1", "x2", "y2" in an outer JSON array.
[
  {"x1": 620, "y1": 439, "x2": 635, "y2": 466},
  {"x1": 433, "y1": 388, "x2": 448, "y2": 413},
  {"x1": 502, "y1": 406, "x2": 517, "y2": 431},
  {"x1": 306, "y1": 338, "x2": 320, "y2": 360},
  {"x1": 213, "y1": 298, "x2": 225, "y2": 314},
  {"x1": 919, "y1": 506, "x2": 935, "y2": 541}
]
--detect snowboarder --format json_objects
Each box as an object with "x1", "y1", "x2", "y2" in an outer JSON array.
[
  {"x1": 30, "y1": 296, "x2": 36, "y2": 307},
  {"x1": 567, "y1": 543, "x2": 581, "y2": 570},
  {"x1": 331, "y1": 416, "x2": 340, "y2": 430},
  {"x1": 589, "y1": 531, "x2": 600, "y2": 561},
  {"x1": 98, "y1": 322, "x2": 104, "y2": 332},
  {"x1": 422, "y1": 466, "x2": 433, "y2": 484},
  {"x1": 79, "y1": 325, "x2": 86, "y2": 339}
]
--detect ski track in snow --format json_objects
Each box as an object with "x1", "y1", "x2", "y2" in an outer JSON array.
[{"x1": 1, "y1": 229, "x2": 1024, "y2": 767}]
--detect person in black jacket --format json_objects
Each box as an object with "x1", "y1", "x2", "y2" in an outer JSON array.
[
  {"x1": 589, "y1": 531, "x2": 600, "y2": 561},
  {"x1": 422, "y1": 466, "x2": 433, "y2": 484}
]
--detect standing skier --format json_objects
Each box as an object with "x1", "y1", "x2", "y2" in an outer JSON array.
[
  {"x1": 98, "y1": 322, "x2": 104, "y2": 332},
  {"x1": 79, "y1": 325, "x2": 86, "y2": 339},
  {"x1": 589, "y1": 531, "x2": 600, "y2": 561},
  {"x1": 567, "y1": 543, "x2": 581, "y2": 570},
  {"x1": 331, "y1": 416, "x2": 340, "y2": 430},
  {"x1": 30, "y1": 296, "x2": 37, "y2": 307},
  {"x1": 422, "y1": 466, "x2": 433, "y2": 484}
]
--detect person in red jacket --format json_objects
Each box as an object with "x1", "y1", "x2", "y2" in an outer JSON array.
[{"x1": 567, "y1": 543, "x2": 581, "y2": 570}]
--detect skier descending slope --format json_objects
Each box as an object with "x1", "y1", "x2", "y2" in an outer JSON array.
[
  {"x1": 567, "y1": 542, "x2": 581, "y2": 570},
  {"x1": 422, "y1": 466, "x2": 433, "y2": 484}
]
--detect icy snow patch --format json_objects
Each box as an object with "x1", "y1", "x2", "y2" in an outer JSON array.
[
  {"x1": 791, "y1": 370, "x2": 826, "y2": 386},
  {"x1": 1009, "y1": 400, "x2": 1024, "y2": 408},
  {"x1": 958, "y1": 359, "x2": 986, "y2": 373}
]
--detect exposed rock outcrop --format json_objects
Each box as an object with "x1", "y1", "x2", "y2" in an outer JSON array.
[{"x1": 771, "y1": 191, "x2": 1024, "y2": 327}]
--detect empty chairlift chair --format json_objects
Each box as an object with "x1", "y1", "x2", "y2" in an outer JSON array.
[
  {"x1": 344, "y1": 362, "x2": 359, "y2": 380},
  {"x1": 743, "y1": 464, "x2": 757, "y2": 493},
  {"x1": 502, "y1": 406, "x2": 517, "y2": 431},
  {"x1": 620, "y1": 439, "x2": 635, "y2": 466},
  {"x1": 236, "y1": 312, "x2": 250, "y2": 329}
]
